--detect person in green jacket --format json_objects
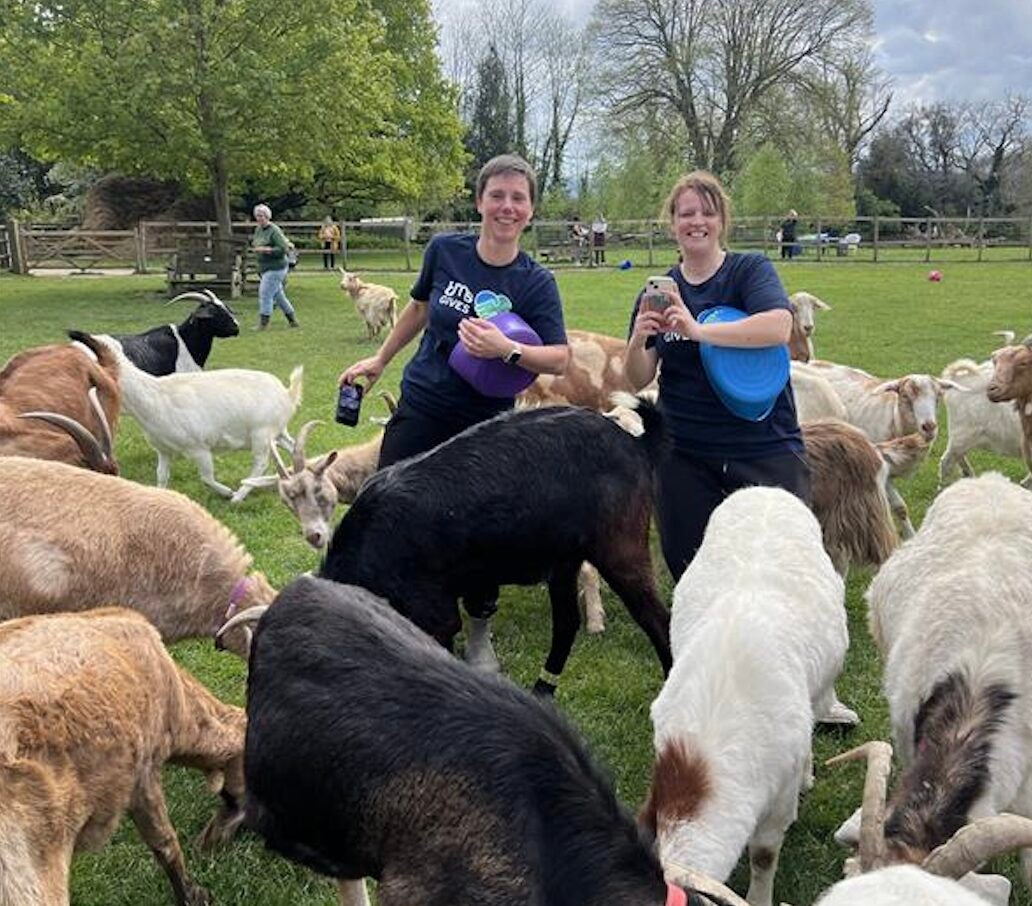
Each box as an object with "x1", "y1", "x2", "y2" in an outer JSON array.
[{"x1": 251, "y1": 204, "x2": 299, "y2": 330}]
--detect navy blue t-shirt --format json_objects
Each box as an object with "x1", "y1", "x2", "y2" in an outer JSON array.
[
  {"x1": 630, "y1": 252, "x2": 803, "y2": 459},
  {"x1": 402, "y1": 233, "x2": 567, "y2": 421}
]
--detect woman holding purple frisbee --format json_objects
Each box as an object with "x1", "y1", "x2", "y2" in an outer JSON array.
[{"x1": 339, "y1": 154, "x2": 569, "y2": 469}]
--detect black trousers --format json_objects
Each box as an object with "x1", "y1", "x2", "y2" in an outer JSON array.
[
  {"x1": 655, "y1": 448, "x2": 811, "y2": 582},
  {"x1": 322, "y1": 241, "x2": 336, "y2": 269}
]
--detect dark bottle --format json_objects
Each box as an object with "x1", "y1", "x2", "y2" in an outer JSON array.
[{"x1": 335, "y1": 383, "x2": 363, "y2": 426}]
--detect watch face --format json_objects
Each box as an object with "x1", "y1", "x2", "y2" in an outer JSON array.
[{"x1": 506, "y1": 348, "x2": 521, "y2": 365}]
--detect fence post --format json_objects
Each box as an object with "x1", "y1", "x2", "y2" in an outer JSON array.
[
  {"x1": 9, "y1": 218, "x2": 27, "y2": 274},
  {"x1": 925, "y1": 217, "x2": 932, "y2": 263},
  {"x1": 816, "y1": 217, "x2": 823, "y2": 261},
  {"x1": 977, "y1": 217, "x2": 985, "y2": 262},
  {"x1": 404, "y1": 217, "x2": 412, "y2": 272},
  {"x1": 873, "y1": 215, "x2": 879, "y2": 262},
  {"x1": 647, "y1": 220, "x2": 654, "y2": 267},
  {"x1": 340, "y1": 221, "x2": 349, "y2": 270},
  {"x1": 134, "y1": 221, "x2": 147, "y2": 274}
]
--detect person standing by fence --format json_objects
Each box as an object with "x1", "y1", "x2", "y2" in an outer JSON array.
[
  {"x1": 318, "y1": 216, "x2": 341, "y2": 270},
  {"x1": 779, "y1": 209, "x2": 798, "y2": 260},
  {"x1": 251, "y1": 204, "x2": 299, "y2": 330},
  {"x1": 591, "y1": 213, "x2": 608, "y2": 265}
]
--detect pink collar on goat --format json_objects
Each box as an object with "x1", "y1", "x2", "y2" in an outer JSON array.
[
  {"x1": 666, "y1": 882, "x2": 687, "y2": 906},
  {"x1": 226, "y1": 577, "x2": 252, "y2": 620}
]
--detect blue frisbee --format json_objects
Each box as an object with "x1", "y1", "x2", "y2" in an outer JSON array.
[{"x1": 698, "y1": 306, "x2": 789, "y2": 421}]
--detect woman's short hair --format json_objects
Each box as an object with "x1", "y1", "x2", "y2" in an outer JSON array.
[
  {"x1": 476, "y1": 154, "x2": 538, "y2": 205},
  {"x1": 661, "y1": 171, "x2": 732, "y2": 245},
  {"x1": 253, "y1": 203, "x2": 272, "y2": 220}
]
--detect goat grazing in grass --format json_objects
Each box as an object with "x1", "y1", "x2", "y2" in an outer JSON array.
[
  {"x1": 0, "y1": 456, "x2": 274, "y2": 657},
  {"x1": 220, "y1": 576, "x2": 745, "y2": 906},
  {"x1": 0, "y1": 607, "x2": 245, "y2": 906}
]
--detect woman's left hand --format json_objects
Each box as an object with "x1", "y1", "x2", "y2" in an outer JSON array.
[
  {"x1": 457, "y1": 317, "x2": 511, "y2": 359},
  {"x1": 660, "y1": 289, "x2": 702, "y2": 341}
]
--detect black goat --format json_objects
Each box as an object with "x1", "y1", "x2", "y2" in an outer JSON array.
[
  {"x1": 72, "y1": 289, "x2": 239, "y2": 376},
  {"x1": 319, "y1": 402, "x2": 672, "y2": 693},
  {"x1": 235, "y1": 576, "x2": 731, "y2": 906}
]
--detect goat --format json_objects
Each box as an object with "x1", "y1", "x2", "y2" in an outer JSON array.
[
  {"x1": 518, "y1": 328, "x2": 641, "y2": 409},
  {"x1": 73, "y1": 330, "x2": 302, "y2": 500},
  {"x1": 787, "y1": 291, "x2": 830, "y2": 363},
  {"x1": 338, "y1": 269, "x2": 398, "y2": 340},
  {"x1": 220, "y1": 576, "x2": 745, "y2": 906},
  {"x1": 834, "y1": 473, "x2": 1032, "y2": 894},
  {"x1": 0, "y1": 607, "x2": 245, "y2": 906},
  {"x1": 0, "y1": 335, "x2": 119, "y2": 473},
  {"x1": 940, "y1": 355, "x2": 1027, "y2": 486},
  {"x1": 797, "y1": 360, "x2": 960, "y2": 443},
  {"x1": 642, "y1": 487, "x2": 849, "y2": 906},
  {"x1": 984, "y1": 340, "x2": 1032, "y2": 484},
  {"x1": 790, "y1": 361, "x2": 848, "y2": 422},
  {"x1": 0, "y1": 456, "x2": 275, "y2": 657},
  {"x1": 74, "y1": 289, "x2": 240, "y2": 376},
  {"x1": 318, "y1": 402, "x2": 672, "y2": 694}
]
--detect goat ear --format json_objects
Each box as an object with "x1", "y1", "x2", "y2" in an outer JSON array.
[
  {"x1": 813, "y1": 296, "x2": 831, "y2": 310},
  {"x1": 312, "y1": 451, "x2": 338, "y2": 477},
  {"x1": 937, "y1": 378, "x2": 967, "y2": 392},
  {"x1": 873, "y1": 379, "x2": 902, "y2": 395},
  {"x1": 637, "y1": 787, "x2": 658, "y2": 841}
]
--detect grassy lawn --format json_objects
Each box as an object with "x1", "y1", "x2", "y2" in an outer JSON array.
[{"x1": 1, "y1": 260, "x2": 1029, "y2": 905}]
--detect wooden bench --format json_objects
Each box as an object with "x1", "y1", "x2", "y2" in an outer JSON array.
[{"x1": 166, "y1": 238, "x2": 249, "y2": 298}]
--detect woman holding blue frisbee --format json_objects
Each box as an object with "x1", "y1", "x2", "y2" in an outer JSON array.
[{"x1": 625, "y1": 170, "x2": 808, "y2": 580}]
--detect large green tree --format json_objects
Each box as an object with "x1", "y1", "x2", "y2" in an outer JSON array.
[{"x1": 0, "y1": 0, "x2": 466, "y2": 234}]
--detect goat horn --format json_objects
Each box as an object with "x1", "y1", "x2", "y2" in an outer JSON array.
[
  {"x1": 86, "y1": 386, "x2": 115, "y2": 463},
  {"x1": 215, "y1": 604, "x2": 268, "y2": 650},
  {"x1": 661, "y1": 858, "x2": 751, "y2": 906},
  {"x1": 1021, "y1": 335, "x2": 1032, "y2": 348},
  {"x1": 269, "y1": 440, "x2": 291, "y2": 480},
  {"x1": 378, "y1": 390, "x2": 398, "y2": 416},
  {"x1": 992, "y1": 330, "x2": 1015, "y2": 346},
  {"x1": 293, "y1": 420, "x2": 322, "y2": 471},
  {"x1": 19, "y1": 409, "x2": 112, "y2": 473},
  {"x1": 826, "y1": 741, "x2": 893, "y2": 872},
  {"x1": 166, "y1": 291, "x2": 212, "y2": 306},
  {"x1": 922, "y1": 813, "x2": 1032, "y2": 879}
]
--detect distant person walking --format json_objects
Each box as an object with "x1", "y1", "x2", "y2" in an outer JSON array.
[
  {"x1": 592, "y1": 213, "x2": 608, "y2": 265},
  {"x1": 251, "y1": 204, "x2": 299, "y2": 330},
  {"x1": 318, "y1": 216, "x2": 341, "y2": 270},
  {"x1": 779, "y1": 209, "x2": 798, "y2": 260}
]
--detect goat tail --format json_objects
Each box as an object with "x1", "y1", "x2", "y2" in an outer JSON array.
[
  {"x1": 941, "y1": 358, "x2": 982, "y2": 381},
  {"x1": 66, "y1": 329, "x2": 119, "y2": 372},
  {"x1": 286, "y1": 365, "x2": 304, "y2": 412},
  {"x1": 611, "y1": 391, "x2": 668, "y2": 464}
]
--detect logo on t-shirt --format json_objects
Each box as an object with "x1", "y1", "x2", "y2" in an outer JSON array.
[
  {"x1": 473, "y1": 290, "x2": 512, "y2": 318},
  {"x1": 439, "y1": 280, "x2": 474, "y2": 314}
]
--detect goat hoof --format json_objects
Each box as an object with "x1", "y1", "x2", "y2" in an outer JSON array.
[
  {"x1": 531, "y1": 679, "x2": 556, "y2": 697},
  {"x1": 818, "y1": 700, "x2": 860, "y2": 726}
]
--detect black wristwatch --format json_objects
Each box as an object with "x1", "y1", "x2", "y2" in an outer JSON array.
[{"x1": 504, "y1": 345, "x2": 522, "y2": 366}]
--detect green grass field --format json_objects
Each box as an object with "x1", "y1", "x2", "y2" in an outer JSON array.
[{"x1": 1, "y1": 260, "x2": 1030, "y2": 905}]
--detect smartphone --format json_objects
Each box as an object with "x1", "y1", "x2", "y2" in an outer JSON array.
[{"x1": 643, "y1": 275, "x2": 676, "y2": 312}]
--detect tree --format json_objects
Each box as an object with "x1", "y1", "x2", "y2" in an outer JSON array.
[
  {"x1": 590, "y1": 0, "x2": 872, "y2": 176},
  {"x1": 464, "y1": 45, "x2": 515, "y2": 181},
  {"x1": 0, "y1": 0, "x2": 466, "y2": 234},
  {"x1": 735, "y1": 144, "x2": 791, "y2": 215}
]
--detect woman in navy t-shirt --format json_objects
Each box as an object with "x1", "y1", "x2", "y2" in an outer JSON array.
[
  {"x1": 625, "y1": 171, "x2": 809, "y2": 581},
  {"x1": 340, "y1": 154, "x2": 569, "y2": 467}
]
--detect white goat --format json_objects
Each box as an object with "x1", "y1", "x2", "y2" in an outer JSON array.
[
  {"x1": 816, "y1": 864, "x2": 1003, "y2": 905},
  {"x1": 940, "y1": 355, "x2": 1027, "y2": 487},
  {"x1": 339, "y1": 269, "x2": 398, "y2": 340},
  {"x1": 791, "y1": 361, "x2": 848, "y2": 422},
  {"x1": 834, "y1": 473, "x2": 1032, "y2": 895},
  {"x1": 89, "y1": 333, "x2": 302, "y2": 499},
  {"x1": 787, "y1": 291, "x2": 830, "y2": 362},
  {"x1": 643, "y1": 487, "x2": 848, "y2": 906}
]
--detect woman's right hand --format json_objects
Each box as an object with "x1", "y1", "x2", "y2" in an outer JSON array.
[{"x1": 339, "y1": 355, "x2": 385, "y2": 388}]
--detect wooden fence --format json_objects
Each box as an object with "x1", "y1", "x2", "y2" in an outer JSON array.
[{"x1": 6, "y1": 214, "x2": 1032, "y2": 275}]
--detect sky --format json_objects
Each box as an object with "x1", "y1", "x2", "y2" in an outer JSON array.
[{"x1": 433, "y1": 0, "x2": 1032, "y2": 109}]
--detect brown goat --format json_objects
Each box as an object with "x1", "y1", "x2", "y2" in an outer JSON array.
[
  {"x1": 987, "y1": 342, "x2": 1032, "y2": 478},
  {"x1": 0, "y1": 607, "x2": 245, "y2": 906},
  {"x1": 0, "y1": 456, "x2": 275, "y2": 657},
  {"x1": 803, "y1": 419, "x2": 899, "y2": 574},
  {"x1": 0, "y1": 336, "x2": 120, "y2": 472},
  {"x1": 519, "y1": 328, "x2": 641, "y2": 409}
]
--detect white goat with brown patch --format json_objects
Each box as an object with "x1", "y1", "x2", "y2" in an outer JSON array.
[
  {"x1": 0, "y1": 456, "x2": 274, "y2": 657},
  {"x1": 339, "y1": 269, "x2": 398, "y2": 340},
  {"x1": 0, "y1": 607, "x2": 245, "y2": 906},
  {"x1": 0, "y1": 334, "x2": 119, "y2": 473},
  {"x1": 642, "y1": 487, "x2": 849, "y2": 906}
]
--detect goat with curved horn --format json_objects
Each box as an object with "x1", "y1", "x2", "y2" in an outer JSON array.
[
  {"x1": 166, "y1": 290, "x2": 215, "y2": 306},
  {"x1": 19, "y1": 386, "x2": 117, "y2": 474},
  {"x1": 215, "y1": 604, "x2": 268, "y2": 658},
  {"x1": 922, "y1": 813, "x2": 1032, "y2": 879},
  {"x1": 826, "y1": 741, "x2": 893, "y2": 873},
  {"x1": 661, "y1": 859, "x2": 753, "y2": 906},
  {"x1": 292, "y1": 419, "x2": 322, "y2": 473}
]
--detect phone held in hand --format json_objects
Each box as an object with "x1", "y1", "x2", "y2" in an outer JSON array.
[
  {"x1": 643, "y1": 275, "x2": 676, "y2": 312},
  {"x1": 335, "y1": 383, "x2": 364, "y2": 427}
]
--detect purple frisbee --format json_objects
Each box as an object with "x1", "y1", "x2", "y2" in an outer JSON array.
[{"x1": 448, "y1": 311, "x2": 543, "y2": 398}]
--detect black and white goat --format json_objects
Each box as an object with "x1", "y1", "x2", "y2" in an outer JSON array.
[
  {"x1": 221, "y1": 576, "x2": 745, "y2": 906},
  {"x1": 318, "y1": 402, "x2": 672, "y2": 694},
  {"x1": 73, "y1": 289, "x2": 239, "y2": 376}
]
